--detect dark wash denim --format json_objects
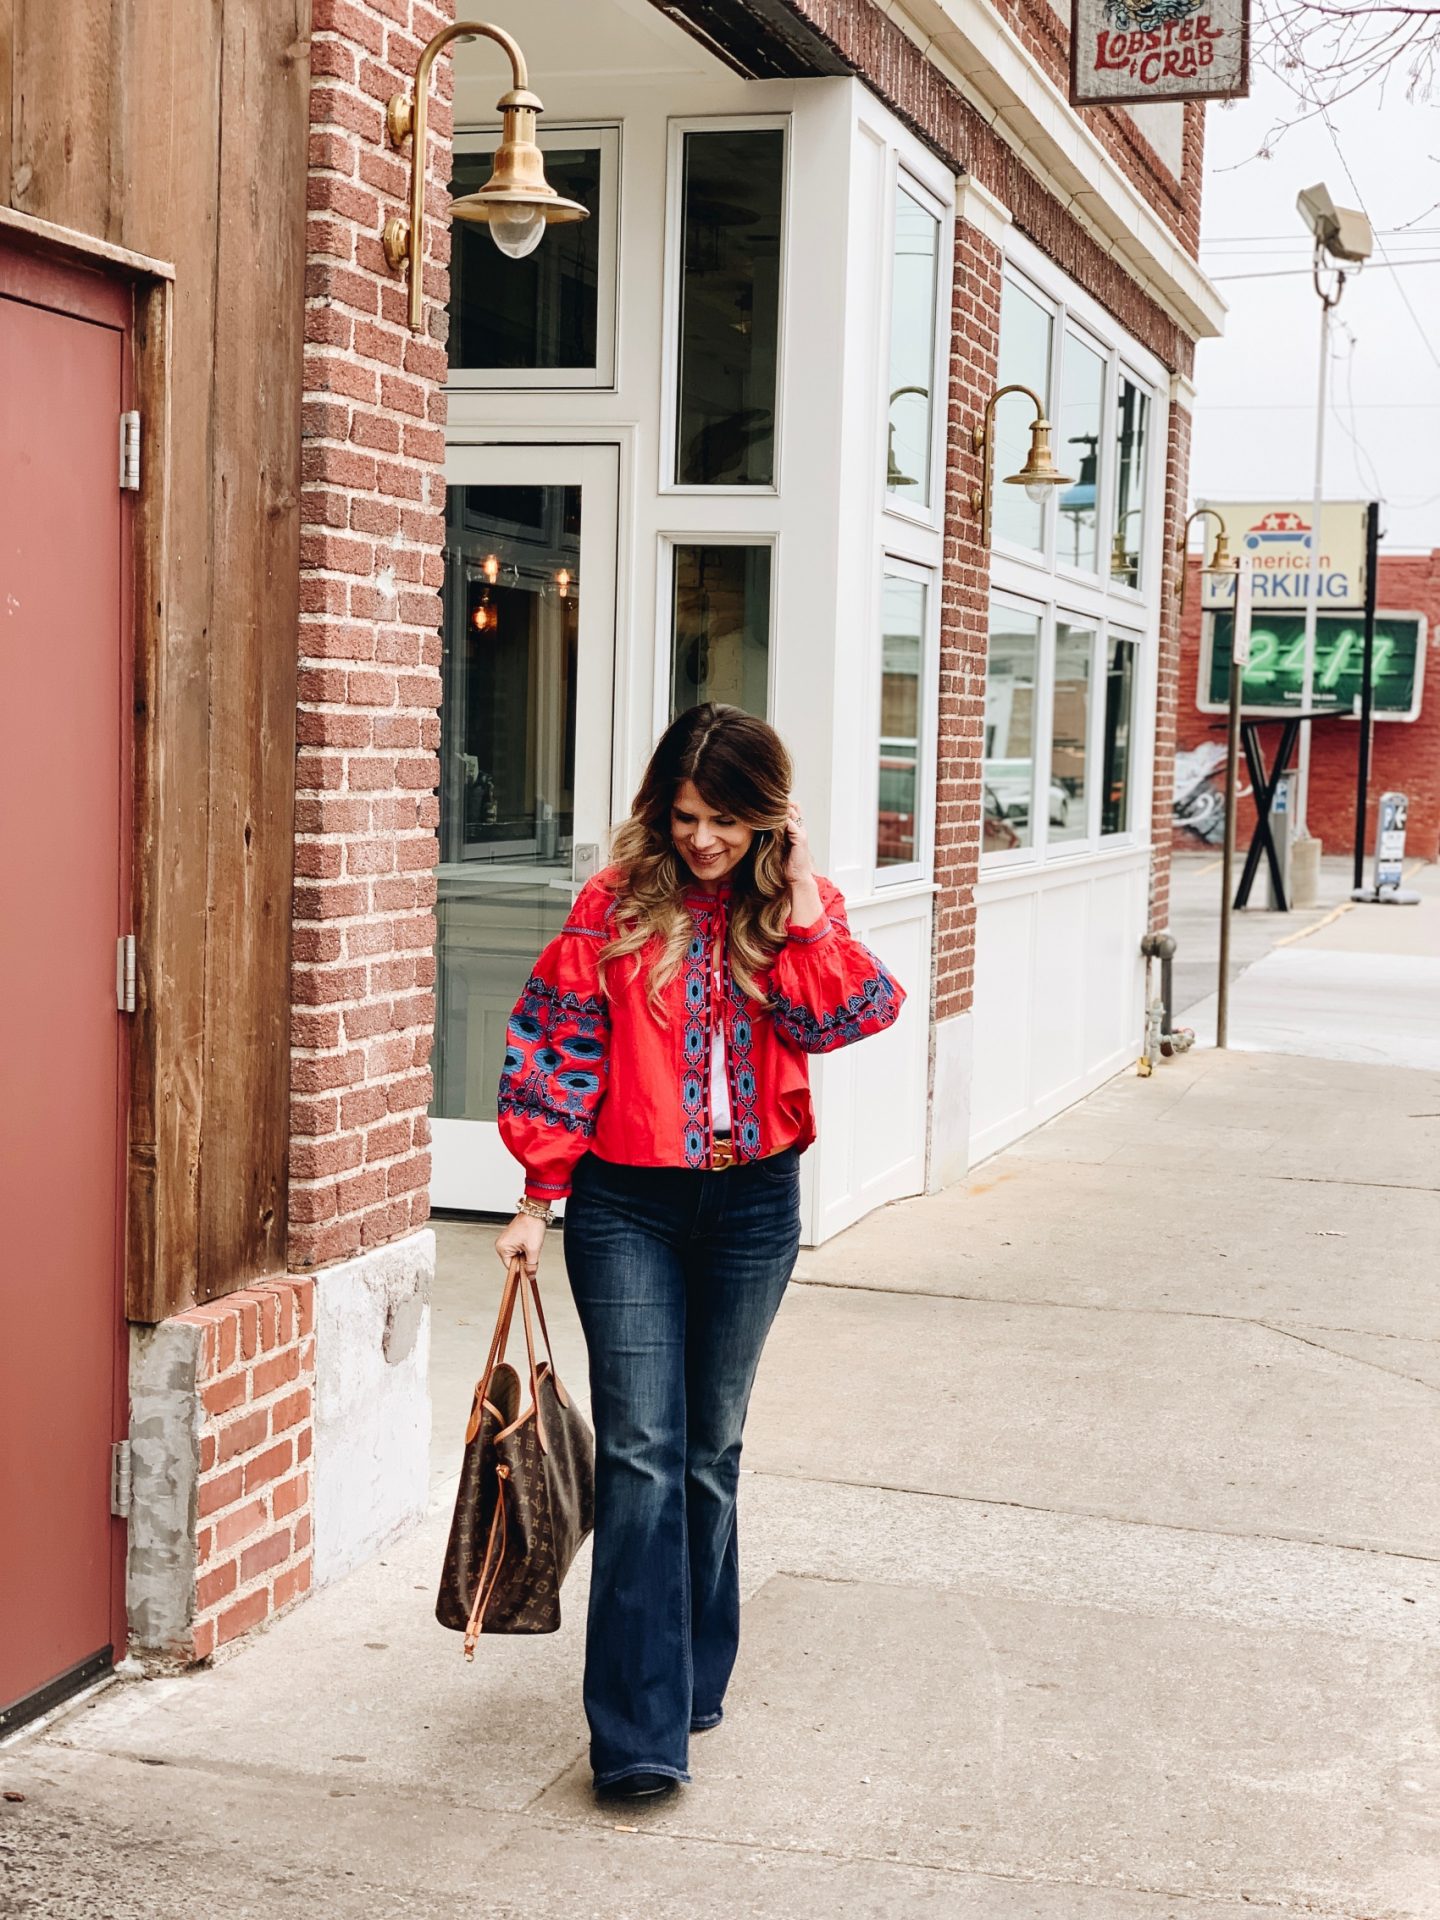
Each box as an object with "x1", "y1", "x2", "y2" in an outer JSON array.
[{"x1": 562, "y1": 1146, "x2": 802, "y2": 1788}]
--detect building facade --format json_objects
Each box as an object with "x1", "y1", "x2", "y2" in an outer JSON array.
[
  {"x1": 1175, "y1": 550, "x2": 1440, "y2": 865},
  {"x1": 1, "y1": 0, "x2": 1219, "y2": 1729}
]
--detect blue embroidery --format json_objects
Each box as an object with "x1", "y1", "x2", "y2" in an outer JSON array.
[
  {"x1": 497, "y1": 974, "x2": 609, "y2": 1136},
  {"x1": 681, "y1": 930, "x2": 709, "y2": 1167},
  {"x1": 725, "y1": 978, "x2": 762, "y2": 1160},
  {"x1": 771, "y1": 955, "x2": 901, "y2": 1055}
]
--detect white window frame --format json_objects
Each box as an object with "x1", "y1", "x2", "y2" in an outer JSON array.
[
  {"x1": 1052, "y1": 319, "x2": 1111, "y2": 592},
  {"x1": 655, "y1": 530, "x2": 780, "y2": 737},
  {"x1": 873, "y1": 554, "x2": 939, "y2": 888},
  {"x1": 660, "y1": 113, "x2": 792, "y2": 499},
  {"x1": 880, "y1": 167, "x2": 951, "y2": 537},
  {"x1": 1102, "y1": 625, "x2": 1145, "y2": 840},
  {"x1": 981, "y1": 232, "x2": 1166, "y2": 876},
  {"x1": 446, "y1": 123, "x2": 620, "y2": 393}
]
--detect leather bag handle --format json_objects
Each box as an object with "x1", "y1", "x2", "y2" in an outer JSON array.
[{"x1": 466, "y1": 1257, "x2": 569, "y2": 1451}]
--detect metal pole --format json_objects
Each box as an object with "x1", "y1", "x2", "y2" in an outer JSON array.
[
  {"x1": 1352, "y1": 499, "x2": 1381, "y2": 893},
  {"x1": 1217, "y1": 555, "x2": 1250, "y2": 1049},
  {"x1": 1296, "y1": 252, "x2": 1333, "y2": 842},
  {"x1": 1217, "y1": 657, "x2": 1242, "y2": 1050}
]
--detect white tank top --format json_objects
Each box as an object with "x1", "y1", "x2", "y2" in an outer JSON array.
[{"x1": 711, "y1": 1027, "x2": 731, "y2": 1135}]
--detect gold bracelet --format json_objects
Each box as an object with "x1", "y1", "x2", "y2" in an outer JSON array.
[{"x1": 515, "y1": 1195, "x2": 555, "y2": 1226}]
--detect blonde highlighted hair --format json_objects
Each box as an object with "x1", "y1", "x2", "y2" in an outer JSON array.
[{"x1": 602, "y1": 704, "x2": 794, "y2": 1016}]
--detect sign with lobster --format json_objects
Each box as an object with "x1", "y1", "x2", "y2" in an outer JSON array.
[{"x1": 1070, "y1": 0, "x2": 1249, "y2": 105}]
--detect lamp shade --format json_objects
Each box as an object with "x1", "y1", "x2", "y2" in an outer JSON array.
[
  {"x1": 450, "y1": 92, "x2": 589, "y2": 252},
  {"x1": 1003, "y1": 417, "x2": 1072, "y2": 497}
]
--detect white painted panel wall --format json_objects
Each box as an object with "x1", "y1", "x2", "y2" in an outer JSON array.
[
  {"x1": 970, "y1": 850, "x2": 1148, "y2": 1162},
  {"x1": 808, "y1": 892, "x2": 932, "y2": 1244}
]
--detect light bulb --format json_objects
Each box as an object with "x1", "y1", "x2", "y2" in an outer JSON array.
[
  {"x1": 489, "y1": 205, "x2": 546, "y2": 260},
  {"x1": 1024, "y1": 480, "x2": 1051, "y2": 506}
]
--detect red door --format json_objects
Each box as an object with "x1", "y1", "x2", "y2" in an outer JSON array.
[{"x1": 0, "y1": 245, "x2": 132, "y2": 1732}]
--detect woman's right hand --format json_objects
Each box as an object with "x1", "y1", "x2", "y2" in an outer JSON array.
[{"x1": 494, "y1": 1210, "x2": 547, "y2": 1280}]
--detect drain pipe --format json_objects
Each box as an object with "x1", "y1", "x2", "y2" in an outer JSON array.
[{"x1": 1138, "y1": 930, "x2": 1194, "y2": 1074}]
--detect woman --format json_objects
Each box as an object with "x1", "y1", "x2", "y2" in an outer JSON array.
[{"x1": 494, "y1": 704, "x2": 904, "y2": 1803}]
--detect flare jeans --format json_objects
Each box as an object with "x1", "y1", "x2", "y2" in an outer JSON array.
[{"x1": 562, "y1": 1146, "x2": 802, "y2": 1789}]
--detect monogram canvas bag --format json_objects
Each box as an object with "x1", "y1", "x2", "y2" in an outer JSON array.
[{"x1": 436, "y1": 1257, "x2": 595, "y2": 1657}]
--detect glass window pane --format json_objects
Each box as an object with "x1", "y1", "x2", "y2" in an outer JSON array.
[
  {"x1": 435, "y1": 484, "x2": 582, "y2": 1123},
  {"x1": 676, "y1": 128, "x2": 784, "y2": 486},
  {"x1": 1102, "y1": 636, "x2": 1137, "y2": 834},
  {"x1": 448, "y1": 145, "x2": 602, "y2": 372},
  {"x1": 1056, "y1": 334, "x2": 1104, "y2": 573},
  {"x1": 1051, "y1": 623, "x2": 1094, "y2": 842},
  {"x1": 886, "y1": 186, "x2": 940, "y2": 512},
  {"x1": 671, "y1": 545, "x2": 771, "y2": 718},
  {"x1": 984, "y1": 601, "x2": 1041, "y2": 852},
  {"x1": 1111, "y1": 376, "x2": 1150, "y2": 587},
  {"x1": 992, "y1": 279, "x2": 1053, "y2": 552},
  {"x1": 877, "y1": 574, "x2": 927, "y2": 868}
]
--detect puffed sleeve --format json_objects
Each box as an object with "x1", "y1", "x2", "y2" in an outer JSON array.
[
  {"x1": 497, "y1": 876, "x2": 613, "y2": 1201},
  {"x1": 768, "y1": 876, "x2": 906, "y2": 1055}
]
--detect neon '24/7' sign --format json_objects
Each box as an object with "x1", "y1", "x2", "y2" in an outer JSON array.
[{"x1": 1203, "y1": 611, "x2": 1425, "y2": 720}]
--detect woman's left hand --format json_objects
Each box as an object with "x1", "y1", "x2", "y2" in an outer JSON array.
[{"x1": 783, "y1": 798, "x2": 815, "y2": 886}]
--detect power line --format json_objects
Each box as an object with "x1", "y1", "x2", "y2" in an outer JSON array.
[{"x1": 1210, "y1": 257, "x2": 1440, "y2": 280}]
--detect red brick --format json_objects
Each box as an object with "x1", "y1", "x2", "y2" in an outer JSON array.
[
  {"x1": 198, "y1": 1465, "x2": 244, "y2": 1518},
  {"x1": 272, "y1": 1385, "x2": 314, "y2": 1434},
  {"x1": 240, "y1": 1527, "x2": 293, "y2": 1584},
  {"x1": 202, "y1": 1373, "x2": 248, "y2": 1418},
  {"x1": 197, "y1": 1558, "x2": 239, "y2": 1613},
  {"x1": 216, "y1": 1587, "x2": 270, "y2": 1648},
  {"x1": 214, "y1": 1497, "x2": 268, "y2": 1552},
  {"x1": 192, "y1": 1617, "x2": 218, "y2": 1662},
  {"x1": 274, "y1": 1557, "x2": 314, "y2": 1612},
  {"x1": 273, "y1": 1470, "x2": 310, "y2": 1521},
  {"x1": 216, "y1": 1408, "x2": 269, "y2": 1465}
]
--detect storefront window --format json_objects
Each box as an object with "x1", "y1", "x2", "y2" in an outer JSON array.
[
  {"x1": 675, "y1": 127, "x2": 785, "y2": 487},
  {"x1": 992, "y1": 278, "x2": 1053, "y2": 552},
  {"x1": 1111, "y1": 376, "x2": 1150, "y2": 587},
  {"x1": 885, "y1": 184, "x2": 940, "y2": 513},
  {"x1": 1057, "y1": 333, "x2": 1104, "y2": 574},
  {"x1": 448, "y1": 136, "x2": 609, "y2": 382},
  {"x1": 877, "y1": 571, "x2": 927, "y2": 869},
  {"x1": 670, "y1": 544, "x2": 772, "y2": 717},
  {"x1": 1051, "y1": 622, "x2": 1094, "y2": 842},
  {"x1": 1102, "y1": 635, "x2": 1137, "y2": 833},
  {"x1": 983, "y1": 601, "x2": 1041, "y2": 852}
]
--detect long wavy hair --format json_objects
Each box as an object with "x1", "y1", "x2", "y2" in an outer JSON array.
[{"x1": 603, "y1": 704, "x2": 794, "y2": 1016}]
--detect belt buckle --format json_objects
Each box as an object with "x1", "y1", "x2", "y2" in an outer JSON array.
[{"x1": 710, "y1": 1136, "x2": 736, "y2": 1170}]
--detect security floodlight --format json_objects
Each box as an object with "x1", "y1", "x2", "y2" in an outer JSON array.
[{"x1": 1297, "y1": 183, "x2": 1374, "y2": 265}]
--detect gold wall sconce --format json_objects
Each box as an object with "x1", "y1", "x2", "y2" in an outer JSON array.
[
  {"x1": 1176, "y1": 507, "x2": 1232, "y2": 614},
  {"x1": 381, "y1": 20, "x2": 589, "y2": 334},
  {"x1": 970, "y1": 385, "x2": 1073, "y2": 547}
]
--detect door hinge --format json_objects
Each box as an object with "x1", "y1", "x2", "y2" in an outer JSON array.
[
  {"x1": 119, "y1": 411, "x2": 141, "y2": 491},
  {"x1": 116, "y1": 933, "x2": 136, "y2": 1013},
  {"x1": 110, "y1": 1441, "x2": 132, "y2": 1519}
]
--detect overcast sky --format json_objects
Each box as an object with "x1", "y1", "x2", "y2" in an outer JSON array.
[{"x1": 1192, "y1": 63, "x2": 1440, "y2": 553}]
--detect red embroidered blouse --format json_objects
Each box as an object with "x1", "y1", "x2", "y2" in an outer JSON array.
[{"x1": 498, "y1": 867, "x2": 905, "y2": 1199}]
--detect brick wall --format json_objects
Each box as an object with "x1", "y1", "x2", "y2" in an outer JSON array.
[
  {"x1": 1174, "y1": 550, "x2": 1440, "y2": 864},
  {"x1": 933, "y1": 218, "x2": 1004, "y2": 1023},
  {"x1": 172, "y1": 1280, "x2": 317, "y2": 1661},
  {"x1": 1149, "y1": 393, "x2": 1192, "y2": 933},
  {"x1": 292, "y1": 0, "x2": 455, "y2": 1271}
]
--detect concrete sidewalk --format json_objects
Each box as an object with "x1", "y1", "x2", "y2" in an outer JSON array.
[
  {"x1": 1180, "y1": 857, "x2": 1440, "y2": 1068},
  {"x1": 5, "y1": 1040, "x2": 1439, "y2": 1913}
]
